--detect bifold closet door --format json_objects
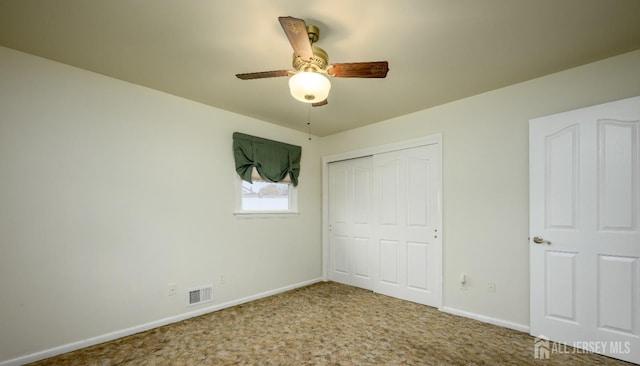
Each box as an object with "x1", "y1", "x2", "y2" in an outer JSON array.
[
  {"x1": 328, "y1": 156, "x2": 374, "y2": 290},
  {"x1": 373, "y1": 145, "x2": 441, "y2": 307},
  {"x1": 327, "y1": 143, "x2": 442, "y2": 307}
]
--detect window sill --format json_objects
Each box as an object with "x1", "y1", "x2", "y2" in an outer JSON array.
[{"x1": 233, "y1": 211, "x2": 300, "y2": 219}]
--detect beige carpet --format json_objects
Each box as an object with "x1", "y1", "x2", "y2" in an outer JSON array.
[{"x1": 29, "y1": 281, "x2": 633, "y2": 365}]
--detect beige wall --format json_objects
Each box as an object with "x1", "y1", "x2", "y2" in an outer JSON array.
[
  {"x1": 0, "y1": 46, "x2": 322, "y2": 363},
  {"x1": 319, "y1": 50, "x2": 640, "y2": 328}
]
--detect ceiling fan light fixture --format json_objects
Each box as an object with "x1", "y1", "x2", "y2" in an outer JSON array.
[{"x1": 288, "y1": 71, "x2": 331, "y2": 103}]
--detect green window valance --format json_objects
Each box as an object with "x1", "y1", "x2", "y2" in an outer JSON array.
[{"x1": 232, "y1": 132, "x2": 301, "y2": 186}]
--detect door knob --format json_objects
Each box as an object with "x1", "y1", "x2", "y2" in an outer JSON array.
[{"x1": 532, "y1": 236, "x2": 551, "y2": 245}]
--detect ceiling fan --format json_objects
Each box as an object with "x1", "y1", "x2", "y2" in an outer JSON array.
[{"x1": 235, "y1": 16, "x2": 389, "y2": 106}]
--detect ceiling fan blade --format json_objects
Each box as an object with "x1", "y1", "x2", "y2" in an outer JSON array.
[
  {"x1": 312, "y1": 99, "x2": 328, "y2": 107},
  {"x1": 327, "y1": 62, "x2": 389, "y2": 78},
  {"x1": 278, "y1": 16, "x2": 313, "y2": 61},
  {"x1": 236, "y1": 70, "x2": 292, "y2": 80}
]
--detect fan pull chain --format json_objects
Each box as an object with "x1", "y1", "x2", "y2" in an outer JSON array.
[{"x1": 307, "y1": 105, "x2": 312, "y2": 140}]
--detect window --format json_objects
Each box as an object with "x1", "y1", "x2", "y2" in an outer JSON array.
[
  {"x1": 232, "y1": 132, "x2": 301, "y2": 215},
  {"x1": 235, "y1": 169, "x2": 298, "y2": 214},
  {"x1": 241, "y1": 180, "x2": 295, "y2": 211}
]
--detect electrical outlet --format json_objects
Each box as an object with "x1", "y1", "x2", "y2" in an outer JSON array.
[
  {"x1": 488, "y1": 282, "x2": 496, "y2": 293},
  {"x1": 219, "y1": 274, "x2": 225, "y2": 285},
  {"x1": 167, "y1": 283, "x2": 177, "y2": 296}
]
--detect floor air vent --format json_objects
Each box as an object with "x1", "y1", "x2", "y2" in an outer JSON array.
[{"x1": 187, "y1": 285, "x2": 213, "y2": 306}]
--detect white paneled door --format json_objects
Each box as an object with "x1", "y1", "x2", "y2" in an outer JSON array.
[
  {"x1": 328, "y1": 156, "x2": 374, "y2": 290},
  {"x1": 373, "y1": 145, "x2": 441, "y2": 307},
  {"x1": 328, "y1": 143, "x2": 442, "y2": 308},
  {"x1": 530, "y1": 96, "x2": 640, "y2": 364}
]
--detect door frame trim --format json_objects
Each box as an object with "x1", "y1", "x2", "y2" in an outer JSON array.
[{"x1": 321, "y1": 134, "x2": 443, "y2": 307}]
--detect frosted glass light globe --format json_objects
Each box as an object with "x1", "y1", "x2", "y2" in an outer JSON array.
[{"x1": 288, "y1": 71, "x2": 331, "y2": 103}]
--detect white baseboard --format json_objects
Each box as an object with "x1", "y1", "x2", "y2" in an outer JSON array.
[
  {"x1": 440, "y1": 306, "x2": 530, "y2": 333},
  {"x1": 0, "y1": 278, "x2": 323, "y2": 366}
]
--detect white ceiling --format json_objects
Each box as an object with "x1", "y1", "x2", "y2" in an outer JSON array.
[{"x1": 1, "y1": 0, "x2": 640, "y2": 136}]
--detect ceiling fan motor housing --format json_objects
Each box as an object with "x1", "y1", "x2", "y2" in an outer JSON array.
[{"x1": 292, "y1": 45, "x2": 328, "y2": 73}]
